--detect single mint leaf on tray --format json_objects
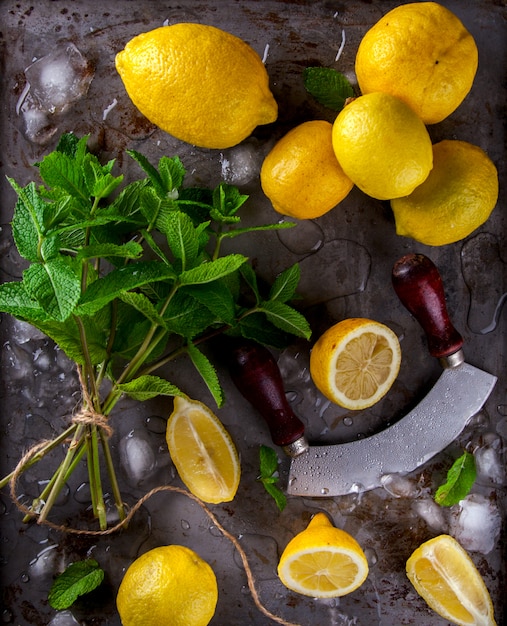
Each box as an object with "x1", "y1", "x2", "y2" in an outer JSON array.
[
  {"x1": 434, "y1": 451, "x2": 477, "y2": 507},
  {"x1": 48, "y1": 559, "x2": 104, "y2": 610},
  {"x1": 303, "y1": 67, "x2": 354, "y2": 111},
  {"x1": 259, "y1": 445, "x2": 287, "y2": 511}
]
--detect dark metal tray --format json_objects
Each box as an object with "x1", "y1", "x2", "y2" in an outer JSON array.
[{"x1": 1, "y1": 1, "x2": 505, "y2": 624}]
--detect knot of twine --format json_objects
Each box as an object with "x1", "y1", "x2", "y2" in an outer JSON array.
[{"x1": 72, "y1": 366, "x2": 113, "y2": 438}]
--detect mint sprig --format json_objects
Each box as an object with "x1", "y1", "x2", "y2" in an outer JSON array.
[
  {"x1": 434, "y1": 451, "x2": 477, "y2": 507},
  {"x1": 48, "y1": 559, "x2": 104, "y2": 610},
  {"x1": 259, "y1": 445, "x2": 287, "y2": 511},
  {"x1": 303, "y1": 67, "x2": 354, "y2": 111},
  {"x1": 0, "y1": 133, "x2": 311, "y2": 529}
]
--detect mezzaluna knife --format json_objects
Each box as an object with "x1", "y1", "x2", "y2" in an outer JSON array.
[{"x1": 228, "y1": 253, "x2": 497, "y2": 497}]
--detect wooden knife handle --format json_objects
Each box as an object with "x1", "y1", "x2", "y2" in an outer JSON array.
[
  {"x1": 392, "y1": 253, "x2": 463, "y2": 359},
  {"x1": 227, "y1": 341, "x2": 306, "y2": 451}
]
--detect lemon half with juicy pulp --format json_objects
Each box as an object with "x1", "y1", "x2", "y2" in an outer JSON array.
[
  {"x1": 355, "y1": 2, "x2": 478, "y2": 124},
  {"x1": 166, "y1": 396, "x2": 240, "y2": 503},
  {"x1": 117, "y1": 545, "x2": 218, "y2": 626},
  {"x1": 278, "y1": 512, "x2": 369, "y2": 598},
  {"x1": 115, "y1": 23, "x2": 278, "y2": 149},
  {"x1": 309, "y1": 318, "x2": 401, "y2": 410},
  {"x1": 406, "y1": 534, "x2": 497, "y2": 626}
]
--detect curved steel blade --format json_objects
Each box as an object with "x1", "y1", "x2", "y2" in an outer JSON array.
[{"x1": 287, "y1": 362, "x2": 497, "y2": 497}]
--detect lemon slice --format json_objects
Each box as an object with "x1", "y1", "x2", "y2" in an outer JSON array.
[
  {"x1": 166, "y1": 396, "x2": 240, "y2": 504},
  {"x1": 309, "y1": 318, "x2": 401, "y2": 410},
  {"x1": 406, "y1": 535, "x2": 497, "y2": 626},
  {"x1": 277, "y1": 512, "x2": 369, "y2": 598}
]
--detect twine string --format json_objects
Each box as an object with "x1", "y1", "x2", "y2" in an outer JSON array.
[{"x1": 6, "y1": 368, "x2": 300, "y2": 626}]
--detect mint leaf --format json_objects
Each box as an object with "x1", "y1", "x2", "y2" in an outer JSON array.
[
  {"x1": 162, "y1": 291, "x2": 216, "y2": 338},
  {"x1": 434, "y1": 451, "x2": 477, "y2": 507},
  {"x1": 303, "y1": 67, "x2": 354, "y2": 111},
  {"x1": 23, "y1": 259, "x2": 81, "y2": 322},
  {"x1": 76, "y1": 261, "x2": 177, "y2": 316},
  {"x1": 219, "y1": 221, "x2": 295, "y2": 241},
  {"x1": 260, "y1": 444, "x2": 279, "y2": 477},
  {"x1": 163, "y1": 210, "x2": 201, "y2": 268},
  {"x1": 211, "y1": 182, "x2": 248, "y2": 223},
  {"x1": 269, "y1": 264, "x2": 301, "y2": 303},
  {"x1": 127, "y1": 149, "x2": 167, "y2": 197},
  {"x1": 118, "y1": 291, "x2": 166, "y2": 327},
  {"x1": 183, "y1": 280, "x2": 236, "y2": 325},
  {"x1": 179, "y1": 254, "x2": 247, "y2": 286},
  {"x1": 259, "y1": 445, "x2": 287, "y2": 511},
  {"x1": 82, "y1": 153, "x2": 123, "y2": 199},
  {"x1": 237, "y1": 314, "x2": 291, "y2": 349},
  {"x1": 76, "y1": 241, "x2": 143, "y2": 261},
  {"x1": 187, "y1": 343, "x2": 224, "y2": 407},
  {"x1": 158, "y1": 155, "x2": 185, "y2": 193},
  {"x1": 48, "y1": 559, "x2": 104, "y2": 610},
  {"x1": 259, "y1": 300, "x2": 312, "y2": 339},
  {"x1": 116, "y1": 375, "x2": 183, "y2": 401},
  {"x1": 38, "y1": 150, "x2": 89, "y2": 204},
  {"x1": 9, "y1": 180, "x2": 46, "y2": 261}
]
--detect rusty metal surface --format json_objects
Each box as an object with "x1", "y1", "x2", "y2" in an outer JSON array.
[{"x1": 0, "y1": 1, "x2": 505, "y2": 624}]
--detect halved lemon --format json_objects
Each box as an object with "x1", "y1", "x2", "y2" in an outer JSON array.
[
  {"x1": 309, "y1": 318, "x2": 401, "y2": 410},
  {"x1": 166, "y1": 396, "x2": 240, "y2": 504},
  {"x1": 277, "y1": 512, "x2": 369, "y2": 598},
  {"x1": 406, "y1": 534, "x2": 497, "y2": 626}
]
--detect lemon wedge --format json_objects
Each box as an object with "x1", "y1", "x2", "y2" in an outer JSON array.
[
  {"x1": 406, "y1": 534, "x2": 497, "y2": 626},
  {"x1": 166, "y1": 396, "x2": 240, "y2": 504}
]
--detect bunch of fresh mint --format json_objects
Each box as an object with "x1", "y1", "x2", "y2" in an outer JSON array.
[{"x1": 0, "y1": 133, "x2": 311, "y2": 529}]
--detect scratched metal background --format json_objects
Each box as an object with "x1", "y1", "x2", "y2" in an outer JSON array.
[{"x1": 0, "y1": 1, "x2": 505, "y2": 625}]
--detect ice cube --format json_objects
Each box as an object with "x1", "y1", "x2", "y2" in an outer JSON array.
[
  {"x1": 220, "y1": 140, "x2": 263, "y2": 185},
  {"x1": 119, "y1": 430, "x2": 156, "y2": 486},
  {"x1": 381, "y1": 473, "x2": 421, "y2": 499},
  {"x1": 450, "y1": 493, "x2": 502, "y2": 555},
  {"x1": 413, "y1": 498, "x2": 447, "y2": 533},
  {"x1": 24, "y1": 42, "x2": 94, "y2": 115},
  {"x1": 47, "y1": 611, "x2": 81, "y2": 626}
]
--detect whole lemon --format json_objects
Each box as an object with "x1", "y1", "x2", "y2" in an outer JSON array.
[
  {"x1": 355, "y1": 2, "x2": 478, "y2": 125},
  {"x1": 391, "y1": 140, "x2": 498, "y2": 246},
  {"x1": 332, "y1": 93, "x2": 433, "y2": 201},
  {"x1": 260, "y1": 120, "x2": 354, "y2": 219},
  {"x1": 116, "y1": 545, "x2": 218, "y2": 626},
  {"x1": 115, "y1": 23, "x2": 278, "y2": 149}
]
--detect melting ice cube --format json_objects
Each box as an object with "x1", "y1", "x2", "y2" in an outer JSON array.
[
  {"x1": 450, "y1": 493, "x2": 502, "y2": 555},
  {"x1": 24, "y1": 42, "x2": 94, "y2": 114},
  {"x1": 47, "y1": 611, "x2": 81, "y2": 626},
  {"x1": 119, "y1": 430, "x2": 156, "y2": 486}
]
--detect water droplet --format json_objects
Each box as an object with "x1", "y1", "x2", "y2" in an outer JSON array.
[
  {"x1": 343, "y1": 417, "x2": 353, "y2": 427},
  {"x1": 277, "y1": 219, "x2": 324, "y2": 255},
  {"x1": 320, "y1": 487, "x2": 329, "y2": 495},
  {"x1": 145, "y1": 415, "x2": 166, "y2": 434},
  {"x1": 181, "y1": 519, "x2": 190, "y2": 531},
  {"x1": 209, "y1": 524, "x2": 222, "y2": 538},
  {"x1": 20, "y1": 572, "x2": 30, "y2": 583}
]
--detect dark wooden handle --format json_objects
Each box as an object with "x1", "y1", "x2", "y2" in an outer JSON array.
[
  {"x1": 392, "y1": 253, "x2": 463, "y2": 358},
  {"x1": 227, "y1": 341, "x2": 305, "y2": 448}
]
